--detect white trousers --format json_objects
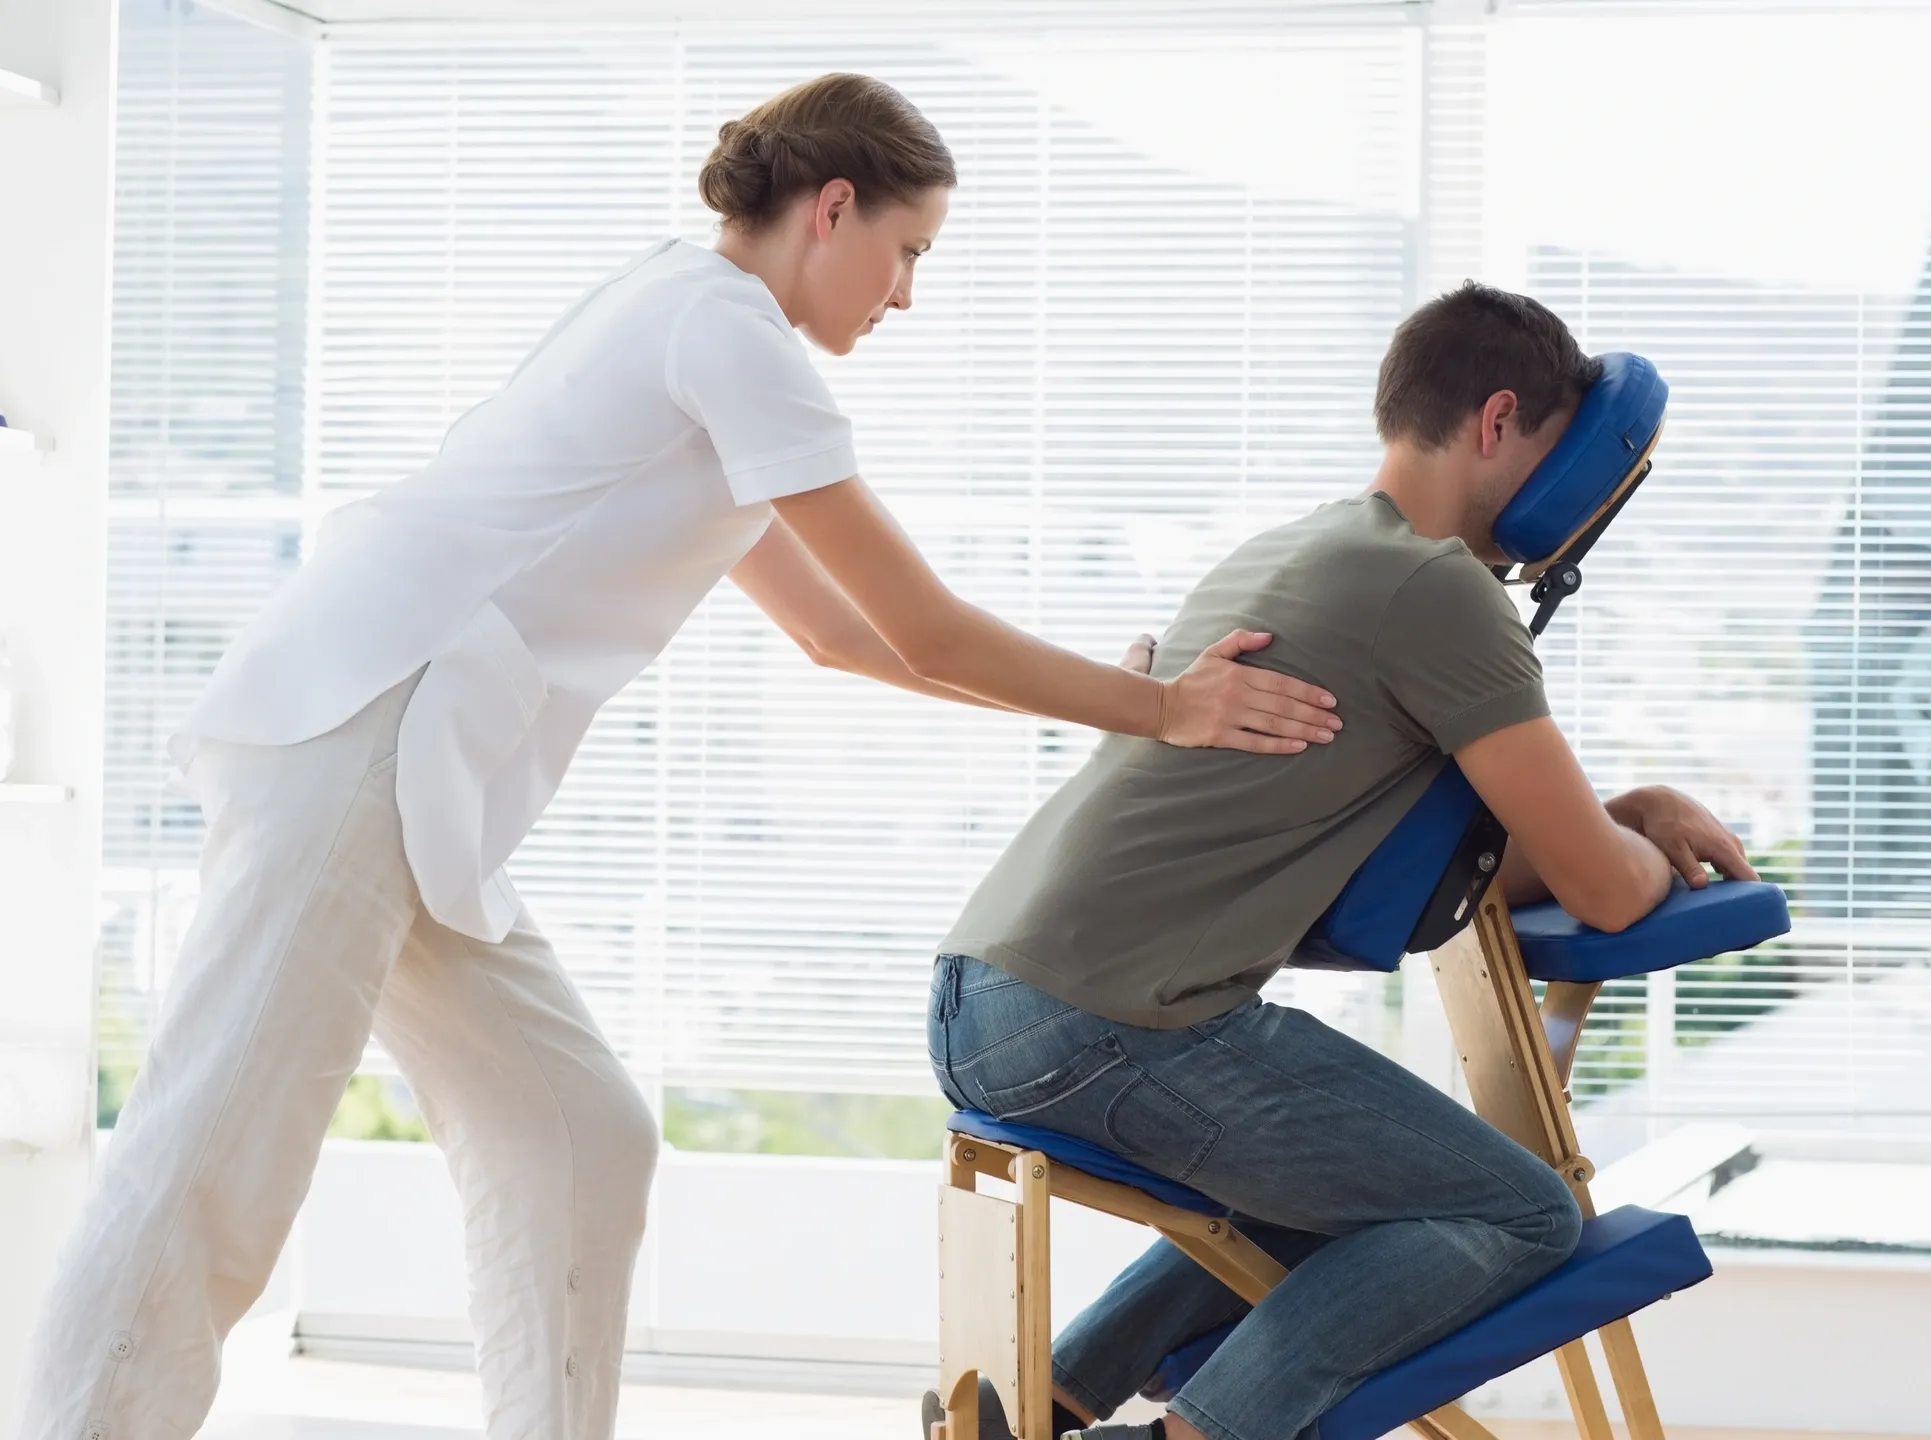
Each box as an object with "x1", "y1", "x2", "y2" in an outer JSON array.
[{"x1": 18, "y1": 677, "x2": 659, "y2": 1440}]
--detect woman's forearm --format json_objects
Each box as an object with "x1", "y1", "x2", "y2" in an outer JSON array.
[
  {"x1": 892, "y1": 599, "x2": 1164, "y2": 735},
  {"x1": 820, "y1": 619, "x2": 1022, "y2": 712},
  {"x1": 772, "y1": 479, "x2": 1165, "y2": 736},
  {"x1": 770, "y1": 478, "x2": 1336, "y2": 755},
  {"x1": 728, "y1": 518, "x2": 1022, "y2": 712}
]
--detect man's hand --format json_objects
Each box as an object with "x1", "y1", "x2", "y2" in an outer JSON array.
[
  {"x1": 1605, "y1": 786, "x2": 1759, "y2": 889},
  {"x1": 1118, "y1": 633, "x2": 1157, "y2": 675}
]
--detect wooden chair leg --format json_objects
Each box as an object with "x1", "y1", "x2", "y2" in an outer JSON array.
[
  {"x1": 1153, "y1": 1221, "x2": 1288, "y2": 1307},
  {"x1": 1016, "y1": 1152, "x2": 1054, "y2": 1440},
  {"x1": 1410, "y1": 1401, "x2": 1504, "y2": 1439},
  {"x1": 1600, "y1": 1316, "x2": 1668, "y2": 1440},
  {"x1": 937, "y1": 1368, "x2": 978, "y2": 1440},
  {"x1": 1557, "y1": 1338, "x2": 1616, "y2": 1440}
]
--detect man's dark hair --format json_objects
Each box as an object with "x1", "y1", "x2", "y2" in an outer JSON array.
[{"x1": 1374, "y1": 281, "x2": 1603, "y2": 450}]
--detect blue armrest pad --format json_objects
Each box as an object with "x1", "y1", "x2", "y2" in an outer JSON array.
[
  {"x1": 1514, "y1": 878, "x2": 1791, "y2": 983},
  {"x1": 946, "y1": 1110, "x2": 1228, "y2": 1216},
  {"x1": 1143, "y1": 1207, "x2": 1712, "y2": 1440},
  {"x1": 1495, "y1": 352, "x2": 1667, "y2": 565}
]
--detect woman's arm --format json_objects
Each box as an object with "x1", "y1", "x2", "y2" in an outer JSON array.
[
  {"x1": 769, "y1": 478, "x2": 1341, "y2": 753},
  {"x1": 730, "y1": 521, "x2": 1019, "y2": 710}
]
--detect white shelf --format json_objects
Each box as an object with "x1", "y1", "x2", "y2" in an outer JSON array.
[
  {"x1": 0, "y1": 784, "x2": 73, "y2": 805},
  {"x1": 0, "y1": 66, "x2": 57, "y2": 108},
  {"x1": 0, "y1": 428, "x2": 51, "y2": 457}
]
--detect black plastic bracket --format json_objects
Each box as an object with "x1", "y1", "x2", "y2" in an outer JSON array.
[
  {"x1": 1408, "y1": 806, "x2": 1511, "y2": 953},
  {"x1": 1529, "y1": 562, "x2": 1582, "y2": 637},
  {"x1": 1493, "y1": 456, "x2": 1655, "y2": 637}
]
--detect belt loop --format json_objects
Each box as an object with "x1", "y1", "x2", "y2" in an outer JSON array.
[{"x1": 938, "y1": 954, "x2": 963, "y2": 1023}]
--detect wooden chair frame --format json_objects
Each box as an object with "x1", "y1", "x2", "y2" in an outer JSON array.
[{"x1": 934, "y1": 886, "x2": 1668, "y2": 1440}]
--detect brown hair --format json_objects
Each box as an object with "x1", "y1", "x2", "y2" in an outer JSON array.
[
  {"x1": 697, "y1": 74, "x2": 957, "y2": 231},
  {"x1": 1374, "y1": 282, "x2": 1602, "y2": 449}
]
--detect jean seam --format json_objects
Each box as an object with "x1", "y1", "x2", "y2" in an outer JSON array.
[
  {"x1": 981, "y1": 1048, "x2": 1128, "y2": 1120},
  {"x1": 958, "y1": 974, "x2": 1024, "y2": 996},
  {"x1": 1338, "y1": 1222, "x2": 1568, "y2": 1381},
  {"x1": 1050, "y1": 1362, "x2": 1109, "y2": 1423},
  {"x1": 1103, "y1": 1069, "x2": 1224, "y2": 1181},
  {"x1": 945, "y1": 999, "x2": 1084, "y2": 1069},
  {"x1": 1168, "y1": 1395, "x2": 1253, "y2": 1440},
  {"x1": 1173, "y1": 1226, "x2": 1569, "y2": 1438},
  {"x1": 1202, "y1": 1029, "x2": 1561, "y2": 1216}
]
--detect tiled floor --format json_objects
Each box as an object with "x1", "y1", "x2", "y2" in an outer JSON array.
[
  {"x1": 199, "y1": 1353, "x2": 1913, "y2": 1440},
  {"x1": 204, "y1": 1350, "x2": 958, "y2": 1438},
  {"x1": 204, "y1": 1354, "x2": 918, "y2": 1439}
]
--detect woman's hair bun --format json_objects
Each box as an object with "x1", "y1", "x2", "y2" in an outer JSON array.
[{"x1": 696, "y1": 74, "x2": 955, "y2": 230}]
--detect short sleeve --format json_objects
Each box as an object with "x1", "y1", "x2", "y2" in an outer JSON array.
[
  {"x1": 666, "y1": 290, "x2": 859, "y2": 506},
  {"x1": 1373, "y1": 552, "x2": 1549, "y2": 753}
]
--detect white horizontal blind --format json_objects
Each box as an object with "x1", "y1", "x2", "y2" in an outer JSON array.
[
  {"x1": 1477, "y1": 4, "x2": 1931, "y2": 1141},
  {"x1": 312, "y1": 11, "x2": 1421, "y2": 1091},
  {"x1": 100, "y1": 0, "x2": 311, "y2": 1087},
  {"x1": 104, "y1": 1, "x2": 1931, "y2": 1143}
]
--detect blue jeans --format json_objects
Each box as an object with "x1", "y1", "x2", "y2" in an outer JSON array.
[{"x1": 927, "y1": 954, "x2": 1582, "y2": 1440}]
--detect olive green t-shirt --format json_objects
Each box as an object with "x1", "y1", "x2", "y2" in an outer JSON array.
[{"x1": 940, "y1": 492, "x2": 1549, "y2": 1029}]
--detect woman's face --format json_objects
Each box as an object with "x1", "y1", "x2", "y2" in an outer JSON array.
[{"x1": 797, "y1": 184, "x2": 950, "y2": 356}]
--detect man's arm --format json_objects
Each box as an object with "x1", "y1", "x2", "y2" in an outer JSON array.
[{"x1": 1459, "y1": 718, "x2": 1757, "y2": 932}]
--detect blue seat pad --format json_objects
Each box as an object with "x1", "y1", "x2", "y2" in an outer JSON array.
[
  {"x1": 946, "y1": 1110, "x2": 1228, "y2": 1216},
  {"x1": 1143, "y1": 1206, "x2": 1712, "y2": 1440},
  {"x1": 1514, "y1": 877, "x2": 1790, "y2": 983}
]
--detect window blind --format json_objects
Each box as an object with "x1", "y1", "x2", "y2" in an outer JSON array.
[
  {"x1": 101, "y1": 0, "x2": 1931, "y2": 1147},
  {"x1": 309, "y1": 9, "x2": 1421, "y2": 1093},
  {"x1": 100, "y1": 0, "x2": 310, "y2": 1095},
  {"x1": 1487, "y1": 3, "x2": 1931, "y2": 1141}
]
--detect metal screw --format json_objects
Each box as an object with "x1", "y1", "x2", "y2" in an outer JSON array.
[
  {"x1": 961, "y1": 1146, "x2": 977, "y2": 1162},
  {"x1": 1207, "y1": 1221, "x2": 1222, "y2": 1235},
  {"x1": 1031, "y1": 1165, "x2": 1045, "y2": 1179},
  {"x1": 1477, "y1": 852, "x2": 1497, "y2": 873}
]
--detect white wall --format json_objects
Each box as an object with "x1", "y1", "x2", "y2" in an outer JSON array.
[
  {"x1": 284, "y1": 1142, "x2": 1931, "y2": 1435},
  {"x1": 0, "y1": 0, "x2": 115, "y2": 1417}
]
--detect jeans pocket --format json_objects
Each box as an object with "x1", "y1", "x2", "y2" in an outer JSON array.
[
  {"x1": 1104, "y1": 1069, "x2": 1224, "y2": 1181},
  {"x1": 978, "y1": 1032, "x2": 1130, "y2": 1121}
]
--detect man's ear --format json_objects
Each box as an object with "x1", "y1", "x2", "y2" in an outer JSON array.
[{"x1": 1477, "y1": 390, "x2": 1520, "y2": 458}]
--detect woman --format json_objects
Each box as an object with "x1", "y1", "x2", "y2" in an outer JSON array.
[{"x1": 19, "y1": 74, "x2": 1340, "y2": 1440}]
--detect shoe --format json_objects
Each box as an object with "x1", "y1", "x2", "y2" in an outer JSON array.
[{"x1": 917, "y1": 1377, "x2": 1015, "y2": 1438}]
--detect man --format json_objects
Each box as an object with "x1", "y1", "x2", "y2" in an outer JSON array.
[{"x1": 922, "y1": 283, "x2": 1758, "y2": 1440}]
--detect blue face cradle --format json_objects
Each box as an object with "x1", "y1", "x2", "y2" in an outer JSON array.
[
  {"x1": 1495, "y1": 352, "x2": 1670, "y2": 569},
  {"x1": 1487, "y1": 351, "x2": 1669, "y2": 638}
]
